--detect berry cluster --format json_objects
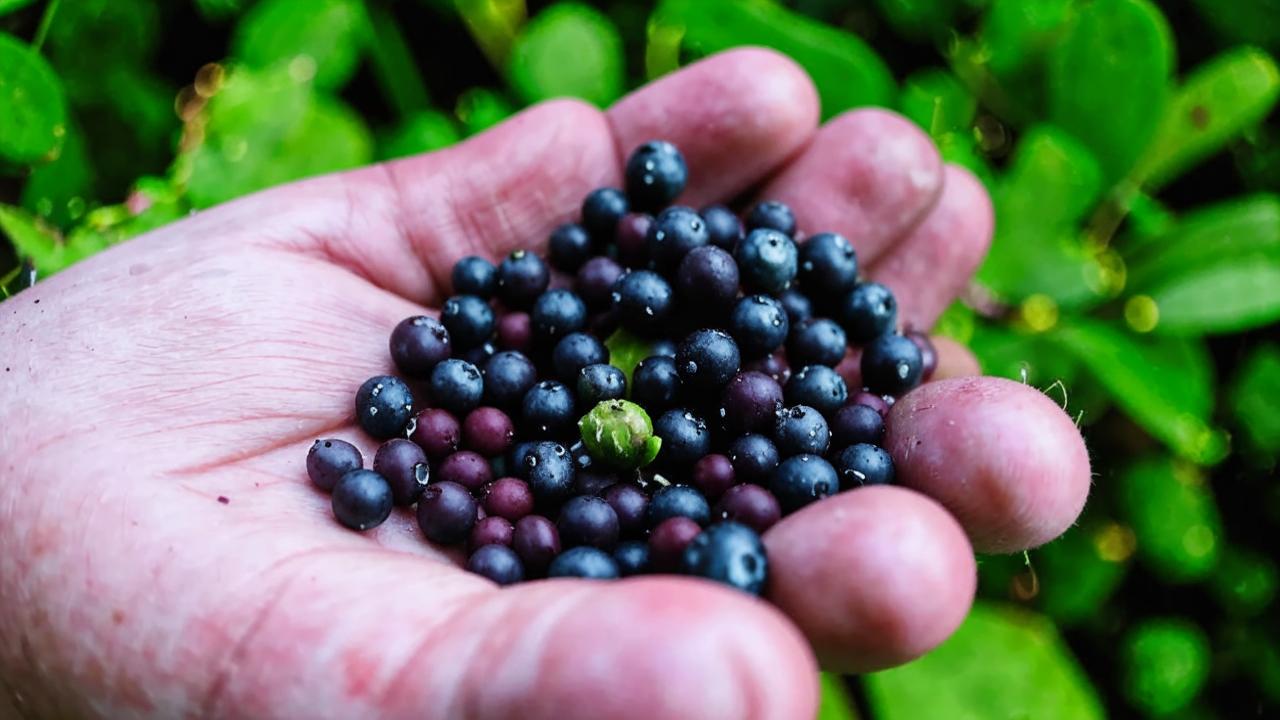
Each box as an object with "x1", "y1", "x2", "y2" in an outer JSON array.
[{"x1": 305, "y1": 140, "x2": 935, "y2": 596}]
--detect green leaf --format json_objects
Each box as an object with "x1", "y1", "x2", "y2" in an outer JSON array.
[
  {"x1": 0, "y1": 203, "x2": 64, "y2": 271},
  {"x1": 232, "y1": 0, "x2": 369, "y2": 90},
  {"x1": 1189, "y1": 0, "x2": 1280, "y2": 48},
  {"x1": 1230, "y1": 343, "x2": 1280, "y2": 456},
  {"x1": 1126, "y1": 194, "x2": 1280, "y2": 288},
  {"x1": 899, "y1": 69, "x2": 976, "y2": 137},
  {"x1": 377, "y1": 111, "x2": 461, "y2": 161},
  {"x1": 21, "y1": 122, "x2": 93, "y2": 228},
  {"x1": 817, "y1": 673, "x2": 858, "y2": 720},
  {"x1": 872, "y1": 0, "x2": 959, "y2": 40},
  {"x1": 456, "y1": 88, "x2": 516, "y2": 136},
  {"x1": 0, "y1": 0, "x2": 38, "y2": 16},
  {"x1": 456, "y1": 0, "x2": 527, "y2": 68},
  {"x1": 1121, "y1": 617, "x2": 1211, "y2": 715},
  {"x1": 1051, "y1": 319, "x2": 1226, "y2": 463},
  {"x1": 1047, "y1": 0, "x2": 1174, "y2": 183},
  {"x1": 1209, "y1": 547, "x2": 1277, "y2": 617},
  {"x1": 509, "y1": 3, "x2": 625, "y2": 106},
  {"x1": 1117, "y1": 457, "x2": 1223, "y2": 582},
  {"x1": 980, "y1": 0, "x2": 1073, "y2": 77},
  {"x1": 866, "y1": 603, "x2": 1103, "y2": 720},
  {"x1": 1034, "y1": 523, "x2": 1129, "y2": 625},
  {"x1": 47, "y1": 0, "x2": 159, "y2": 68},
  {"x1": 604, "y1": 328, "x2": 652, "y2": 387},
  {"x1": 651, "y1": 0, "x2": 895, "y2": 117},
  {"x1": 0, "y1": 32, "x2": 68, "y2": 165},
  {"x1": 1136, "y1": 47, "x2": 1280, "y2": 188},
  {"x1": 1142, "y1": 261, "x2": 1280, "y2": 335}
]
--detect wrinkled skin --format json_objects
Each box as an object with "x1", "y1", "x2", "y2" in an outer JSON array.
[{"x1": 0, "y1": 50, "x2": 1090, "y2": 719}]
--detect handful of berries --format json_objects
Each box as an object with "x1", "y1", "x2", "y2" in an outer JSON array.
[{"x1": 305, "y1": 140, "x2": 935, "y2": 596}]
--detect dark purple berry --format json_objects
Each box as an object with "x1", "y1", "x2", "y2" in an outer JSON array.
[
  {"x1": 649, "y1": 516, "x2": 702, "y2": 571},
  {"x1": 728, "y1": 295, "x2": 789, "y2": 359},
  {"x1": 625, "y1": 140, "x2": 687, "y2": 212},
  {"x1": 452, "y1": 256, "x2": 498, "y2": 298},
  {"x1": 769, "y1": 454, "x2": 838, "y2": 513},
  {"x1": 676, "y1": 329, "x2": 740, "y2": 393},
  {"x1": 389, "y1": 316, "x2": 451, "y2": 378},
  {"x1": 773, "y1": 405, "x2": 830, "y2": 456},
  {"x1": 467, "y1": 544, "x2": 524, "y2": 585},
  {"x1": 575, "y1": 256, "x2": 625, "y2": 311},
  {"x1": 743, "y1": 352, "x2": 791, "y2": 385},
  {"x1": 838, "y1": 281, "x2": 897, "y2": 344},
  {"x1": 373, "y1": 438, "x2": 429, "y2": 506},
  {"x1": 548, "y1": 546, "x2": 620, "y2": 579},
  {"x1": 784, "y1": 365, "x2": 848, "y2": 416},
  {"x1": 701, "y1": 204, "x2": 743, "y2": 251},
  {"x1": 307, "y1": 438, "x2": 362, "y2": 492},
  {"x1": 720, "y1": 371, "x2": 784, "y2": 435},
  {"x1": 462, "y1": 406, "x2": 515, "y2": 457},
  {"x1": 648, "y1": 484, "x2": 711, "y2": 526},
  {"x1": 437, "y1": 450, "x2": 494, "y2": 492},
  {"x1": 787, "y1": 318, "x2": 847, "y2": 368},
  {"x1": 682, "y1": 521, "x2": 768, "y2": 596},
  {"x1": 647, "y1": 206, "x2": 709, "y2": 270},
  {"x1": 714, "y1": 484, "x2": 781, "y2": 533},
  {"x1": 411, "y1": 408, "x2": 461, "y2": 459},
  {"x1": 417, "y1": 480, "x2": 478, "y2": 545},
  {"x1": 331, "y1": 469, "x2": 394, "y2": 531},
  {"x1": 548, "y1": 223, "x2": 594, "y2": 273},
  {"x1": 861, "y1": 333, "x2": 924, "y2": 397},
  {"x1": 613, "y1": 541, "x2": 651, "y2": 576},
  {"x1": 496, "y1": 250, "x2": 550, "y2": 309},
  {"x1": 614, "y1": 213, "x2": 652, "y2": 267},
  {"x1": 676, "y1": 245, "x2": 739, "y2": 315},
  {"x1": 833, "y1": 443, "x2": 895, "y2": 488},
  {"x1": 830, "y1": 403, "x2": 885, "y2": 449},
  {"x1": 728, "y1": 434, "x2": 780, "y2": 485},
  {"x1": 850, "y1": 391, "x2": 891, "y2": 418},
  {"x1": 777, "y1": 289, "x2": 813, "y2": 326},
  {"x1": 496, "y1": 312, "x2": 532, "y2": 351},
  {"x1": 736, "y1": 229, "x2": 798, "y2": 294},
  {"x1": 557, "y1": 495, "x2": 620, "y2": 549},
  {"x1": 581, "y1": 187, "x2": 629, "y2": 242},
  {"x1": 484, "y1": 477, "x2": 534, "y2": 521},
  {"x1": 906, "y1": 330, "x2": 938, "y2": 381},
  {"x1": 512, "y1": 515, "x2": 561, "y2": 575},
  {"x1": 746, "y1": 200, "x2": 796, "y2": 236},
  {"x1": 441, "y1": 295, "x2": 495, "y2": 350},
  {"x1": 470, "y1": 515, "x2": 515, "y2": 551},
  {"x1": 429, "y1": 359, "x2": 483, "y2": 416},
  {"x1": 575, "y1": 469, "x2": 620, "y2": 496},
  {"x1": 602, "y1": 482, "x2": 649, "y2": 536},
  {"x1": 692, "y1": 453, "x2": 736, "y2": 502},
  {"x1": 458, "y1": 340, "x2": 497, "y2": 369},
  {"x1": 355, "y1": 375, "x2": 415, "y2": 440}
]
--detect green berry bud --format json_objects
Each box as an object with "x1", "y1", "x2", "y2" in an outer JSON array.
[{"x1": 578, "y1": 399, "x2": 662, "y2": 470}]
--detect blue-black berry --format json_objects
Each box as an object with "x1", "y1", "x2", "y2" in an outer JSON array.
[
  {"x1": 497, "y1": 250, "x2": 550, "y2": 309},
  {"x1": 548, "y1": 223, "x2": 594, "y2": 273},
  {"x1": 552, "y1": 331, "x2": 609, "y2": 381},
  {"x1": 483, "y1": 351, "x2": 537, "y2": 409},
  {"x1": 784, "y1": 365, "x2": 848, "y2": 416},
  {"x1": 625, "y1": 140, "x2": 687, "y2": 212},
  {"x1": 728, "y1": 295, "x2": 789, "y2": 360},
  {"x1": 452, "y1": 256, "x2": 497, "y2": 298},
  {"x1": 522, "y1": 380, "x2": 576, "y2": 437},
  {"x1": 797, "y1": 232, "x2": 858, "y2": 299},
  {"x1": 770, "y1": 454, "x2": 838, "y2": 513},
  {"x1": 681, "y1": 521, "x2": 768, "y2": 595},
  {"x1": 531, "y1": 288, "x2": 587, "y2": 343},
  {"x1": 430, "y1": 359, "x2": 484, "y2": 416},
  {"x1": 520, "y1": 440, "x2": 575, "y2": 501},
  {"x1": 839, "y1": 281, "x2": 897, "y2": 344},
  {"x1": 647, "y1": 206, "x2": 709, "y2": 270},
  {"x1": 548, "y1": 546, "x2": 621, "y2": 579},
  {"x1": 736, "y1": 228, "x2": 798, "y2": 294},
  {"x1": 648, "y1": 484, "x2": 712, "y2": 526},
  {"x1": 581, "y1": 187, "x2": 629, "y2": 242},
  {"x1": 389, "y1": 316, "x2": 451, "y2": 378},
  {"x1": 787, "y1": 318, "x2": 847, "y2": 368},
  {"x1": 441, "y1": 295, "x2": 495, "y2": 350},
  {"x1": 676, "y1": 328, "x2": 741, "y2": 393},
  {"x1": 612, "y1": 269, "x2": 674, "y2": 334},
  {"x1": 701, "y1": 204, "x2": 744, "y2": 251},
  {"x1": 773, "y1": 404, "x2": 830, "y2": 456},
  {"x1": 307, "y1": 438, "x2": 363, "y2": 492},
  {"x1": 833, "y1": 442, "x2": 895, "y2": 488},
  {"x1": 331, "y1": 469, "x2": 394, "y2": 530},
  {"x1": 355, "y1": 375, "x2": 415, "y2": 440},
  {"x1": 577, "y1": 363, "x2": 627, "y2": 405},
  {"x1": 860, "y1": 333, "x2": 924, "y2": 397}
]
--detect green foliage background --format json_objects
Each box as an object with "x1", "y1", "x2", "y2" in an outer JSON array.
[{"x1": 2, "y1": 0, "x2": 1279, "y2": 716}]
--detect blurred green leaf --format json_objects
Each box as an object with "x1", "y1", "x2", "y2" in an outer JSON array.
[
  {"x1": 232, "y1": 0, "x2": 369, "y2": 90},
  {"x1": 866, "y1": 603, "x2": 1103, "y2": 720},
  {"x1": 194, "y1": 0, "x2": 247, "y2": 20},
  {"x1": 0, "y1": 32, "x2": 68, "y2": 164},
  {"x1": 378, "y1": 111, "x2": 461, "y2": 161},
  {"x1": 47, "y1": 0, "x2": 159, "y2": 68},
  {"x1": 456, "y1": 87, "x2": 515, "y2": 135},
  {"x1": 652, "y1": 0, "x2": 895, "y2": 117},
  {"x1": 1121, "y1": 617, "x2": 1211, "y2": 715},
  {"x1": 457, "y1": 0, "x2": 527, "y2": 68},
  {"x1": 21, "y1": 122, "x2": 93, "y2": 228},
  {"x1": 1230, "y1": 342, "x2": 1280, "y2": 456},
  {"x1": 0, "y1": 0, "x2": 38, "y2": 16},
  {"x1": 981, "y1": 0, "x2": 1073, "y2": 77},
  {"x1": 508, "y1": 3, "x2": 624, "y2": 106},
  {"x1": 1210, "y1": 546, "x2": 1277, "y2": 617},
  {"x1": 1136, "y1": 47, "x2": 1280, "y2": 188},
  {"x1": 934, "y1": 131, "x2": 995, "y2": 187},
  {"x1": 978, "y1": 126, "x2": 1101, "y2": 306},
  {"x1": 0, "y1": 203, "x2": 64, "y2": 271},
  {"x1": 1047, "y1": 0, "x2": 1173, "y2": 183},
  {"x1": 1117, "y1": 457, "x2": 1223, "y2": 582},
  {"x1": 872, "y1": 0, "x2": 959, "y2": 40},
  {"x1": 899, "y1": 69, "x2": 976, "y2": 137},
  {"x1": 1143, "y1": 260, "x2": 1280, "y2": 335},
  {"x1": 1035, "y1": 523, "x2": 1130, "y2": 625},
  {"x1": 969, "y1": 322, "x2": 1082, "y2": 389},
  {"x1": 1127, "y1": 194, "x2": 1280, "y2": 288},
  {"x1": 1189, "y1": 0, "x2": 1280, "y2": 49},
  {"x1": 1052, "y1": 320, "x2": 1226, "y2": 463},
  {"x1": 817, "y1": 673, "x2": 858, "y2": 720},
  {"x1": 605, "y1": 328, "x2": 652, "y2": 387}
]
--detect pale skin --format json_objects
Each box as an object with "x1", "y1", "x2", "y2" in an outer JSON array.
[{"x1": 0, "y1": 50, "x2": 1091, "y2": 719}]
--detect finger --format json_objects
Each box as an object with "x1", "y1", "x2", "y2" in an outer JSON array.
[
  {"x1": 205, "y1": 555, "x2": 818, "y2": 719},
  {"x1": 357, "y1": 48, "x2": 819, "y2": 303},
  {"x1": 764, "y1": 486, "x2": 976, "y2": 672},
  {"x1": 867, "y1": 165, "x2": 993, "y2": 330},
  {"x1": 933, "y1": 336, "x2": 981, "y2": 381},
  {"x1": 885, "y1": 376, "x2": 1092, "y2": 553},
  {"x1": 754, "y1": 108, "x2": 944, "y2": 264}
]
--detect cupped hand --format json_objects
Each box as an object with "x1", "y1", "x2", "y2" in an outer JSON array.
[{"x1": 0, "y1": 49, "x2": 1090, "y2": 719}]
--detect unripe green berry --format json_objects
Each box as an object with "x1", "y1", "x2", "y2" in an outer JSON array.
[{"x1": 578, "y1": 399, "x2": 662, "y2": 470}]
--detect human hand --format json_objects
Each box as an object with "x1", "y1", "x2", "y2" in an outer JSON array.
[{"x1": 0, "y1": 49, "x2": 1090, "y2": 719}]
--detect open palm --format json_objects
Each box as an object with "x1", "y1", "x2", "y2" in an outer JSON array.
[{"x1": 0, "y1": 50, "x2": 1090, "y2": 719}]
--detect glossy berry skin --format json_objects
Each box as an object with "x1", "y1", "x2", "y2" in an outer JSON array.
[
  {"x1": 496, "y1": 312, "x2": 532, "y2": 352},
  {"x1": 613, "y1": 541, "x2": 651, "y2": 576},
  {"x1": 548, "y1": 223, "x2": 594, "y2": 273},
  {"x1": 458, "y1": 340, "x2": 497, "y2": 369},
  {"x1": 728, "y1": 434, "x2": 780, "y2": 485},
  {"x1": 612, "y1": 269, "x2": 674, "y2": 334},
  {"x1": 777, "y1": 289, "x2": 813, "y2": 326},
  {"x1": 417, "y1": 480, "x2": 478, "y2": 545},
  {"x1": 650, "y1": 339, "x2": 678, "y2": 359},
  {"x1": 701, "y1": 204, "x2": 744, "y2": 251},
  {"x1": 577, "y1": 363, "x2": 627, "y2": 406},
  {"x1": 787, "y1": 318, "x2": 848, "y2": 368},
  {"x1": 797, "y1": 232, "x2": 858, "y2": 299},
  {"x1": 654, "y1": 409, "x2": 711, "y2": 469},
  {"x1": 692, "y1": 453, "x2": 736, "y2": 502},
  {"x1": 441, "y1": 295, "x2": 495, "y2": 350},
  {"x1": 861, "y1": 333, "x2": 925, "y2": 397},
  {"x1": 676, "y1": 246, "x2": 739, "y2": 315},
  {"x1": 770, "y1": 454, "x2": 839, "y2": 513},
  {"x1": 648, "y1": 484, "x2": 711, "y2": 526},
  {"x1": 614, "y1": 213, "x2": 652, "y2": 267},
  {"x1": 389, "y1": 316, "x2": 452, "y2": 378},
  {"x1": 484, "y1": 477, "x2": 535, "y2": 521},
  {"x1": 728, "y1": 295, "x2": 789, "y2": 359},
  {"x1": 838, "y1": 281, "x2": 898, "y2": 344},
  {"x1": 631, "y1": 356, "x2": 682, "y2": 411},
  {"x1": 785, "y1": 365, "x2": 848, "y2": 416},
  {"x1": 531, "y1": 288, "x2": 588, "y2": 343},
  {"x1": 512, "y1": 515, "x2": 561, "y2": 576},
  {"x1": 850, "y1": 391, "x2": 891, "y2": 418},
  {"x1": 462, "y1": 407, "x2": 515, "y2": 457},
  {"x1": 575, "y1": 468, "x2": 618, "y2": 495},
  {"x1": 575, "y1": 256, "x2": 625, "y2": 311},
  {"x1": 743, "y1": 352, "x2": 791, "y2": 386},
  {"x1": 581, "y1": 187, "x2": 629, "y2": 242},
  {"x1": 830, "y1": 403, "x2": 886, "y2": 449},
  {"x1": 906, "y1": 330, "x2": 938, "y2": 381},
  {"x1": 682, "y1": 522, "x2": 768, "y2": 595},
  {"x1": 483, "y1": 351, "x2": 537, "y2": 409},
  {"x1": 467, "y1": 544, "x2": 524, "y2": 586},
  {"x1": 437, "y1": 450, "x2": 493, "y2": 492},
  {"x1": 332, "y1": 469, "x2": 395, "y2": 531},
  {"x1": 548, "y1": 546, "x2": 621, "y2": 579},
  {"x1": 522, "y1": 380, "x2": 576, "y2": 437},
  {"x1": 647, "y1": 206, "x2": 709, "y2": 270},
  {"x1": 470, "y1": 516, "x2": 515, "y2": 551},
  {"x1": 410, "y1": 408, "x2": 461, "y2": 459},
  {"x1": 713, "y1": 484, "x2": 782, "y2": 534},
  {"x1": 496, "y1": 250, "x2": 550, "y2": 309},
  {"x1": 373, "y1": 438, "x2": 429, "y2": 506},
  {"x1": 746, "y1": 200, "x2": 797, "y2": 237},
  {"x1": 736, "y1": 229, "x2": 798, "y2": 294},
  {"x1": 552, "y1": 332, "x2": 609, "y2": 381},
  {"x1": 306, "y1": 438, "x2": 363, "y2": 492},
  {"x1": 355, "y1": 375, "x2": 415, "y2": 440},
  {"x1": 625, "y1": 140, "x2": 687, "y2": 212},
  {"x1": 833, "y1": 443, "x2": 895, "y2": 488},
  {"x1": 557, "y1": 496, "x2": 620, "y2": 549},
  {"x1": 719, "y1": 371, "x2": 784, "y2": 435},
  {"x1": 774, "y1": 404, "x2": 830, "y2": 457},
  {"x1": 648, "y1": 516, "x2": 703, "y2": 571},
  {"x1": 520, "y1": 441, "x2": 575, "y2": 501},
  {"x1": 429, "y1": 359, "x2": 484, "y2": 416},
  {"x1": 452, "y1": 256, "x2": 497, "y2": 298},
  {"x1": 602, "y1": 483, "x2": 649, "y2": 536},
  {"x1": 676, "y1": 329, "x2": 741, "y2": 393}
]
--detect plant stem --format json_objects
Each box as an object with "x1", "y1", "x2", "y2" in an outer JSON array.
[
  {"x1": 32, "y1": 0, "x2": 61, "y2": 52},
  {"x1": 364, "y1": 0, "x2": 430, "y2": 118}
]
